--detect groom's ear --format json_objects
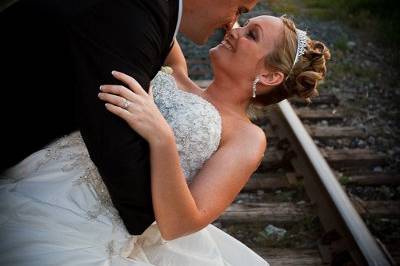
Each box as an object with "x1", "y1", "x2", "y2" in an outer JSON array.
[{"x1": 257, "y1": 71, "x2": 284, "y2": 88}]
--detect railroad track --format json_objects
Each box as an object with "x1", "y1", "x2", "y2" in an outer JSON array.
[
  {"x1": 179, "y1": 3, "x2": 399, "y2": 264},
  {"x1": 3, "y1": 0, "x2": 397, "y2": 264},
  {"x1": 194, "y1": 80, "x2": 399, "y2": 265}
]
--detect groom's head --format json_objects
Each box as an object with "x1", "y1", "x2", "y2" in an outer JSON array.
[{"x1": 180, "y1": 0, "x2": 258, "y2": 44}]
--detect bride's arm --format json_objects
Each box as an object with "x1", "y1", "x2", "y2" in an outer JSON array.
[
  {"x1": 163, "y1": 40, "x2": 202, "y2": 95},
  {"x1": 98, "y1": 71, "x2": 266, "y2": 240},
  {"x1": 150, "y1": 126, "x2": 266, "y2": 240}
]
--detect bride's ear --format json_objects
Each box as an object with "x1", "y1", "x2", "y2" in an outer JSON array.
[{"x1": 257, "y1": 71, "x2": 284, "y2": 88}]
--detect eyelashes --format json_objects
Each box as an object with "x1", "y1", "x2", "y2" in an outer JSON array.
[
  {"x1": 242, "y1": 20, "x2": 257, "y2": 41},
  {"x1": 246, "y1": 29, "x2": 257, "y2": 40}
]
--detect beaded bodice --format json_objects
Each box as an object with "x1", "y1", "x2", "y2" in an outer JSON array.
[{"x1": 151, "y1": 70, "x2": 222, "y2": 181}]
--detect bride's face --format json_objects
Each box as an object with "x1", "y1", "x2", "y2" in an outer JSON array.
[{"x1": 210, "y1": 15, "x2": 284, "y2": 80}]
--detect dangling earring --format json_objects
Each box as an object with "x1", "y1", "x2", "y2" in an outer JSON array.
[{"x1": 252, "y1": 76, "x2": 260, "y2": 98}]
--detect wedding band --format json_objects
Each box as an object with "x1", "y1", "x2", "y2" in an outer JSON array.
[{"x1": 122, "y1": 99, "x2": 131, "y2": 110}]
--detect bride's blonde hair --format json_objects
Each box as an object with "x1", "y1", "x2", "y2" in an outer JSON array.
[{"x1": 253, "y1": 16, "x2": 331, "y2": 106}]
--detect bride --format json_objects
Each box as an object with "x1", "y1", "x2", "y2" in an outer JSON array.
[{"x1": 0, "y1": 15, "x2": 330, "y2": 265}]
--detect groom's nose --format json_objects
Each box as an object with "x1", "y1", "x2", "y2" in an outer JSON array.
[
  {"x1": 224, "y1": 11, "x2": 242, "y2": 32},
  {"x1": 224, "y1": 20, "x2": 236, "y2": 32}
]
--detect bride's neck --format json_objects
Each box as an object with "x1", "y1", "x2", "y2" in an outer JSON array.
[{"x1": 202, "y1": 80, "x2": 250, "y2": 121}]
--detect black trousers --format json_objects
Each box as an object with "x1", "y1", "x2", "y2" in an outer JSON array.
[{"x1": 0, "y1": 0, "x2": 178, "y2": 235}]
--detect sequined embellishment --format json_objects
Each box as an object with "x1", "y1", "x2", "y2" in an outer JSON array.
[{"x1": 151, "y1": 70, "x2": 222, "y2": 181}]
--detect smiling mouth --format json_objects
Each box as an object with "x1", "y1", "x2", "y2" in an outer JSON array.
[{"x1": 221, "y1": 40, "x2": 234, "y2": 51}]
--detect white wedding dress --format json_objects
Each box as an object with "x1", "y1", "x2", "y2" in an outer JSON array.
[{"x1": 0, "y1": 70, "x2": 269, "y2": 266}]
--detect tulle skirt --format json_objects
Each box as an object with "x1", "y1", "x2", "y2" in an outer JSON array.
[{"x1": 0, "y1": 133, "x2": 269, "y2": 266}]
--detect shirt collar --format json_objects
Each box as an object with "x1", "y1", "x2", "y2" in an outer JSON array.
[{"x1": 172, "y1": 0, "x2": 183, "y2": 41}]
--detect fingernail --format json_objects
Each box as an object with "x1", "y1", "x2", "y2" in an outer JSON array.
[
  {"x1": 111, "y1": 70, "x2": 117, "y2": 75},
  {"x1": 99, "y1": 85, "x2": 103, "y2": 91},
  {"x1": 98, "y1": 92, "x2": 102, "y2": 97}
]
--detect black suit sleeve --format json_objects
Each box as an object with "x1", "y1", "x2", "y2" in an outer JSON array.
[{"x1": 62, "y1": 0, "x2": 171, "y2": 234}]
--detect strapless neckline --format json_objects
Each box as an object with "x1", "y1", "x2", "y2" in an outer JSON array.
[{"x1": 151, "y1": 69, "x2": 222, "y2": 180}]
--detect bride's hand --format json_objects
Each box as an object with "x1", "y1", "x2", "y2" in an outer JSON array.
[{"x1": 98, "y1": 71, "x2": 174, "y2": 145}]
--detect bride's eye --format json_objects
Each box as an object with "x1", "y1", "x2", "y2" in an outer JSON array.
[{"x1": 246, "y1": 30, "x2": 256, "y2": 40}]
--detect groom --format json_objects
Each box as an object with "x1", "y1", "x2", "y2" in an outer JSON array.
[{"x1": 0, "y1": 0, "x2": 257, "y2": 235}]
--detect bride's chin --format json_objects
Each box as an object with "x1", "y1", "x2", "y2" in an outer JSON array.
[
  {"x1": 209, "y1": 46, "x2": 219, "y2": 58},
  {"x1": 209, "y1": 46, "x2": 224, "y2": 65},
  {"x1": 209, "y1": 45, "x2": 231, "y2": 75}
]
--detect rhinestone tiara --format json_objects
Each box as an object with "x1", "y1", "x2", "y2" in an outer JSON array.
[
  {"x1": 286, "y1": 29, "x2": 307, "y2": 80},
  {"x1": 293, "y1": 29, "x2": 307, "y2": 67}
]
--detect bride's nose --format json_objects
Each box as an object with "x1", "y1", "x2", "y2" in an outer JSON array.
[{"x1": 225, "y1": 27, "x2": 242, "y2": 40}]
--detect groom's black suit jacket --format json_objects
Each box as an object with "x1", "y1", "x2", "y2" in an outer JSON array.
[{"x1": 0, "y1": 0, "x2": 179, "y2": 235}]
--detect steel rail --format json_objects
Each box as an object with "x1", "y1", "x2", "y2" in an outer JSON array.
[{"x1": 268, "y1": 100, "x2": 393, "y2": 266}]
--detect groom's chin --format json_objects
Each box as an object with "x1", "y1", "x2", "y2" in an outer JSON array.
[
  {"x1": 189, "y1": 35, "x2": 210, "y2": 45},
  {"x1": 180, "y1": 29, "x2": 210, "y2": 45},
  {"x1": 195, "y1": 37, "x2": 209, "y2": 45}
]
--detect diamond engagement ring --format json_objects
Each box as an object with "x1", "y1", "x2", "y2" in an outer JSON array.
[{"x1": 122, "y1": 99, "x2": 131, "y2": 110}]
